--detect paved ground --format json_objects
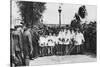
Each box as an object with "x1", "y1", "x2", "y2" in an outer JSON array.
[{"x1": 29, "y1": 55, "x2": 96, "y2": 66}]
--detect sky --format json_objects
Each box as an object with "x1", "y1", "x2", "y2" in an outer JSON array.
[
  {"x1": 11, "y1": 1, "x2": 97, "y2": 28},
  {"x1": 42, "y1": 2, "x2": 97, "y2": 24}
]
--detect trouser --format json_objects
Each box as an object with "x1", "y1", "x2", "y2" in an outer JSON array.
[
  {"x1": 41, "y1": 46, "x2": 47, "y2": 56},
  {"x1": 41, "y1": 47, "x2": 44, "y2": 56},
  {"x1": 23, "y1": 49, "x2": 30, "y2": 66},
  {"x1": 45, "y1": 46, "x2": 48, "y2": 56},
  {"x1": 52, "y1": 46, "x2": 54, "y2": 55},
  {"x1": 76, "y1": 45, "x2": 82, "y2": 54},
  {"x1": 39, "y1": 46, "x2": 42, "y2": 56},
  {"x1": 43, "y1": 46, "x2": 46, "y2": 56},
  {"x1": 65, "y1": 45, "x2": 69, "y2": 55},
  {"x1": 22, "y1": 45, "x2": 31, "y2": 65},
  {"x1": 55, "y1": 45, "x2": 58, "y2": 55},
  {"x1": 62, "y1": 45, "x2": 66, "y2": 55},
  {"x1": 57, "y1": 45, "x2": 61, "y2": 55},
  {"x1": 10, "y1": 55, "x2": 16, "y2": 67},
  {"x1": 53, "y1": 45, "x2": 57, "y2": 55},
  {"x1": 50, "y1": 46, "x2": 53, "y2": 55},
  {"x1": 53, "y1": 46, "x2": 56, "y2": 55},
  {"x1": 34, "y1": 46, "x2": 38, "y2": 58},
  {"x1": 47, "y1": 46, "x2": 51, "y2": 55},
  {"x1": 11, "y1": 51, "x2": 25, "y2": 66},
  {"x1": 59, "y1": 45, "x2": 63, "y2": 55}
]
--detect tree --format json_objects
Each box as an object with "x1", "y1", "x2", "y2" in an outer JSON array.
[
  {"x1": 78, "y1": 5, "x2": 87, "y2": 19},
  {"x1": 17, "y1": 1, "x2": 46, "y2": 27},
  {"x1": 83, "y1": 21, "x2": 96, "y2": 53},
  {"x1": 70, "y1": 5, "x2": 87, "y2": 32}
]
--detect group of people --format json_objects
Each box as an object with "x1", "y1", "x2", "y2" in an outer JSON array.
[
  {"x1": 10, "y1": 4, "x2": 97, "y2": 67},
  {"x1": 10, "y1": 25, "x2": 85, "y2": 66},
  {"x1": 10, "y1": 26, "x2": 37, "y2": 66},
  {"x1": 38, "y1": 29, "x2": 85, "y2": 56},
  {"x1": 10, "y1": 25, "x2": 86, "y2": 67}
]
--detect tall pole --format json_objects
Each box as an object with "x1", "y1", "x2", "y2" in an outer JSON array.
[{"x1": 58, "y1": 4, "x2": 62, "y2": 27}]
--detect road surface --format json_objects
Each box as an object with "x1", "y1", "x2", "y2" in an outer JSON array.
[{"x1": 29, "y1": 55, "x2": 96, "y2": 66}]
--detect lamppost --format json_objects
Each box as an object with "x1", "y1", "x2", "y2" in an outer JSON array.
[{"x1": 58, "y1": 3, "x2": 62, "y2": 27}]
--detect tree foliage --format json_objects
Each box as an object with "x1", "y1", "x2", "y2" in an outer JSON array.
[
  {"x1": 17, "y1": 1, "x2": 46, "y2": 27},
  {"x1": 70, "y1": 5, "x2": 87, "y2": 32}
]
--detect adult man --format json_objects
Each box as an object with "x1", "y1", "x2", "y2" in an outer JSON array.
[
  {"x1": 74, "y1": 30, "x2": 85, "y2": 54},
  {"x1": 39, "y1": 36, "x2": 47, "y2": 56},
  {"x1": 10, "y1": 26, "x2": 24, "y2": 66},
  {"x1": 22, "y1": 27, "x2": 34, "y2": 65},
  {"x1": 47, "y1": 33, "x2": 55, "y2": 55}
]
